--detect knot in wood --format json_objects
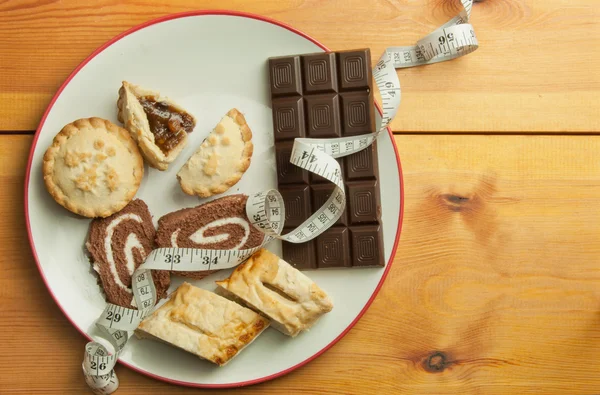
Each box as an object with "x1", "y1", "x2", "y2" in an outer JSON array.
[
  {"x1": 439, "y1": 193, "x2": 472, "y2": 212},
  {"x1": 423, "y1": 352, "x2": 449, "y2": 373}
]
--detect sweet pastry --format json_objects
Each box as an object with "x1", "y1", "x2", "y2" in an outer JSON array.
[
  {"x1": 135, "y1": 282, "x2": 269, "y2": 366},
  {"x1": 86, "y1": 199, "x2": 170, "y2": 308},
  {"x1": 216, "y1": 249, "x2": 333, "y2": 337},
  {"x1": 155, "y1": 194, "x2": 264, "y2": 279},
  {"x1": 42, "y1": 117, "x2": 144, "y2": 218},
  {"x1": 177, "y1": 108, "x2": 253, "y2": 197},
  {"x1": 117, "y1": 81, "x2": 196, "y2": 170}
]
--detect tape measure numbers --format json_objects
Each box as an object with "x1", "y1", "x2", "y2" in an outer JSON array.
[{"x1": 82, "y1": 0, "x2": 479, "y2": 392}]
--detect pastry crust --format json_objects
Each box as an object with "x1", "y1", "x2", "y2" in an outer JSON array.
[
  {"x1": 42, "y1": 117, "x2": 143, "y2": 218},
  {"x1": 135, "y1": 283, "x2": 270, "y2": 366},
  {"x1": 117, "y1": 81, "x2": 195, "y2": 171},
  {"x1": 176, "y1": 108, "x2": 253, "y2": 197},
  {"x1": 216, "y1": 249, "x2": 333, "y2": 337}
]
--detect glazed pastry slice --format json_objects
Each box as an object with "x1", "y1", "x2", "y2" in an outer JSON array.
[
  {"x1": 135, "y1": 282, "x2": 270, "y2": 366},
  {"x1": 216, "y1": 249, "x2": 333, "y2": 337},
  {"x1": 177, "y1": 108, "x2": 253, "y2": 197},
  {"x1": 117, "y1": 81, "x2": 196, "y2": 170}
]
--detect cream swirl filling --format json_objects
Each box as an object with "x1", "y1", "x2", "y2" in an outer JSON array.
[
  {"x1": 104, "y1": 213, "x2": 144, "y2": 293},
  {"x1": 170, "y1": 217, "x2": 250, "y2": 250}
]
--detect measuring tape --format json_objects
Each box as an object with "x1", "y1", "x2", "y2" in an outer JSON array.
[
  {"x1": 386, "y1": 0, "x2": 478, "y2": 68},
  {"x1": 82, "y1": 1, "x2": 479, "y2": 392}
]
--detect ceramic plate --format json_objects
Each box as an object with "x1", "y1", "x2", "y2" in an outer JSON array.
[{"x1": 25, "y1": 11, "x2": 404, "y2": 388}]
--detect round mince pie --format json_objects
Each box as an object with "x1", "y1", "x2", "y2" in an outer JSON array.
[{"x1": 42, "y1": 117, "x2": 144, "y2": 218}]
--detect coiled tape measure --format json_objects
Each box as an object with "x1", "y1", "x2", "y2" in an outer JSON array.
[{"x1": 83, "y1": 1, "x2": 479, "y2": 392}]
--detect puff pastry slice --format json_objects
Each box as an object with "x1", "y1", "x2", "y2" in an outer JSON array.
[
  {"x1": 135, "y1": 283, "x2": 269, "y2": 366},
  {"x1": 216, "y1": 249, "x2": 333, "y2": 337}
]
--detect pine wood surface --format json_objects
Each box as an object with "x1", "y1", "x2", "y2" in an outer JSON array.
[
  {"x1": 1, "y1": 0, "x2": 599, "y2": 394},
  {"x1": 1, "y1": 135, "x2": 599, "y2": 394},
  {"x1": 0, "y1": 0, "x2": 598, "y2": 132}
]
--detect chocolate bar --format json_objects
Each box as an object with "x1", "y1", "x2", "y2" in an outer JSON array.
[{"x1": 268, "y1": 49, "x2": 384, "y2": 269}]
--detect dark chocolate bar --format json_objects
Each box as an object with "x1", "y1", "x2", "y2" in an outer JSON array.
[{"x1": 268, "y1": 49, "x2": 384, "y2": 270}]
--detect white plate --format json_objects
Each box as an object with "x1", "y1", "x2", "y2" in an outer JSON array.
[{"x1": 25, "y1": 11, "x2": 404, "y2": 388}]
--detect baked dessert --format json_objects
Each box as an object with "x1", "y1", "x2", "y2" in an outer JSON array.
[
  {"x1": 155, "y1": 194, "x2": 265, "y2": 280},
  {"x1": 42, "y1": 117, "x2": 143, "y2": 218},
  {"x1": 86, "y1": 199, "x2": 170, "y2": 308},
  {"x1": 177, "y1": 108, "x2": 253, "y2": 197},
  {"x1": 216, "y1": 249, "x2": 333, "y2": 337},
  {"x1": 135, "y1": 282, "x2": 270, "y2": 366},
  {"x1": 117, "y1": 81, "x2": 196, "y2": 170}
]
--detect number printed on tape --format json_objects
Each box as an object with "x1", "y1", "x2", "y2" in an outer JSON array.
[{"x1": 82, "y1": 1, "x2": 479, "y2": 393}]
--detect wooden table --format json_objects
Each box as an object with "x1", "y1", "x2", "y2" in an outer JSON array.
[{"x1": 1, "y1": 1, "x2": 598, "y2": 394}]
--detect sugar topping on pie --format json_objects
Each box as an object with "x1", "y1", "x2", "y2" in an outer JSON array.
[
  {"x1": 177, "y1": 108, "x2": 253, "y2": 197},
  {"x1": 42, "y1": 117, "x2": 144, "y2": 218}
]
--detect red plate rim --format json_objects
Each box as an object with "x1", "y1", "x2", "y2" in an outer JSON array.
[{"x1": 24, "y1": 9, "x2": 405, "y2": 389}]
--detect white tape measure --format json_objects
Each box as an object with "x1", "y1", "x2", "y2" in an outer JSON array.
[
  {"x1": 82, "y1": 1, "x2": 479, "y2": 392},
  {"x1": 386, "y1": 0, "x2": 478, "y2": 68}
]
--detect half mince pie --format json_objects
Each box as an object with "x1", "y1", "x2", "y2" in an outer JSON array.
[{"x1": 117, "y1": 81, "x2": 196, "y2": 170}]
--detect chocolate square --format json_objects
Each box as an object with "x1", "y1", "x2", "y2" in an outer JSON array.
[
  {"x1": 272, "y1": 96, "x2": 305, "y2": 141},
  {"x1": 268, "y1": 49, "x2": 385, "y2": 269},
  {"x1": 310, "y1": 184, "x2": 348, "y2": 226},
  {"x1": 269, "y1": 56, "x2": 302, "y2": 97},
  {"x1": 282, "y1": 236, "x2": 317, "y2": 270},
  {"x1": 347, "y1": 180, "x2": 380, "y2": 224},
  {"x1": 304, "y1": 93, "x2": 341, "y2": 138},
  {"x1": 276, "y1": 141, "x2": 309, "y2": 185},
  {"x1": 345, "y1": 142, "x2": 378, "y2": 180},
  {"x1": 279, "y1": 184, "x2": 311, "y2": 228},
  {"x1": 316, "y1": 227, "x2": 351, "y2": 268},
  {"x1": 350, "y1": 225, "x2": 384, "y2": 267},
  {"x1": 340, "y1": 91, "x2": 375, "y2": 136},
  {"x1": 337, "y1": 50, "x2": 372, "y2": 91},
  {"x1": 302, "y1": 52, "x2": 338, "y2": 94}
]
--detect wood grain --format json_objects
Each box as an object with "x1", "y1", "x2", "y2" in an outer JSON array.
[
  {"x1": 0, "y1": 0, "x2": 598, "y2": 132},
  {"x1": 2, "y1": 134, "x2": 599, "y2": 394}
]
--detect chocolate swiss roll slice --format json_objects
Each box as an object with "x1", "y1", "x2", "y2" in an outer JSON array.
[
  {"x1": 86, "y1": 199, "x2": 170, "y2": 308},
  {"x1": 156, "y1": 194, "x2": 265, "y2": 280}
]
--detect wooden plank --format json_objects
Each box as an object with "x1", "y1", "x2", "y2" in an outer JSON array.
[
  {"x1": 390, "y1": 134, "x2": 600, "y2": 393},
  {"x1": 0, "y1": 0, "x2": 598, "y2": 132},
  {"x1": 1, "y1": 134, "x2": 599, "y2": 393}
]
